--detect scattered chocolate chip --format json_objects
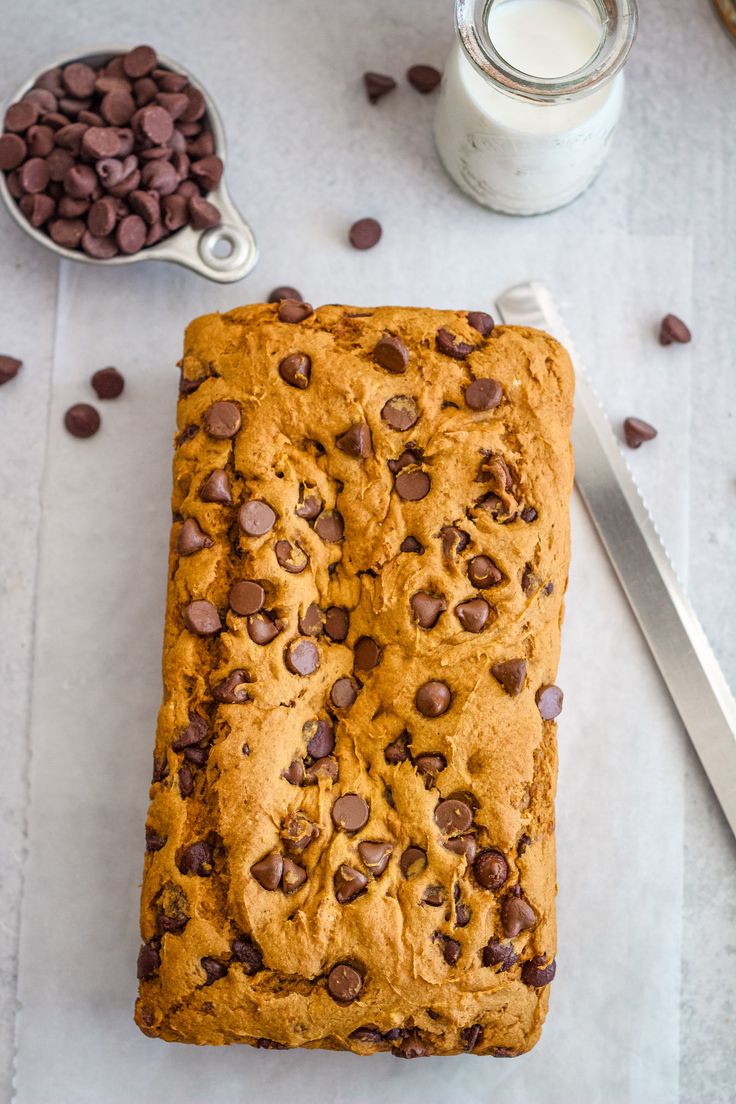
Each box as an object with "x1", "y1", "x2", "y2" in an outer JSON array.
[
  {"x1": 411, "y1": 592, "x2": 446, "y2": 629},
  {"x1": 473, "y1": 848, "x2": 508, "y2": 890},
  {"x1": 327, "y1": 963, "x2": 364, "y2": 1004},
  {"x1": 64, "y1": 402, "x2": 100, "y2": 438},
  {"x1": 0, "y1": 355, "x2": 22, "y2": 385},
  {"x1": 407, "y1": 65, "x2": 442, "y2": 93},
  {"x1": 454, "y1": 597, "x2": 491, "y2": 633},
  {"x1": 491, "y1": 659, "x2": 527, "y2": 696},
  {"x1": 184, "y1": 599, "x2": 221, "y2": 635},
  {"x1": 269, "y1": 285, "x2": 302, "y2": 302},
  {"x1": 363, "y1": 72, "x2": 397, "y2": 103},
  {"x1": 350, "y1": 1025, "x2": 383, "y2": 1044},
  {"x1": 231, "y1": 935, "x2": 263, "y2": 974},
  {"x1": 354, "y1": 636, "x2": 382, "y2": 671},
  {"x1": 501, "y1": 893, "x2": 537, "y2": 937},
  {"x1": 400, "y1": 846, "x2": 427, "y2": 878},
  {"x1": 137, "y1": 942, "x2": 160, "y2": 981},
  {"x1": 414, "y1": 753, "x2": 446, "y2": 787},
  {"x1": 177, "y1": 517, "x2": 213, "y2": 555},
  {"x1": 324, "y1": 606, "x2": 350, "y2": 642},
  {"x1": 400, "y1": 535, "x2": 424, "y2": 554},
  {"x1": 465, "y1": 377, "x2": 502, "y2": 411},
  {"x1": 247, "y1": 611, "x2": 283, "y2": 645},
  {"x1": 285, "y1": 638, "x2": 320, "y2": 676},
  {"x1": 239, "y1": 499, "x2": 276, "y2": 536},
  {"x1": 436, "y1": 327, "x2": 473, "y2": 360},
  {"x1": 332, "y1": 793, "x2": 370, "y2": 831},
  {"x1": 335, "y1": 863, "x2": 369, "y2": 903},
  {"x1": 536, "y1": 684, "x2": 563, "y2": 720},
  {"x1": 659, "y1": 313, "x2": 691, "y2": 345},
  {"x1": 440, "y1": 936, "x2": 462, "y2": 965},
  {"x1": 331, "y1": 675, "x2": 360, "y2": 709},
  {"x1": 172, "y1": 712, "x2": 208, "y2": 751},
  {"x1": 395, "y1": 469, "x2": 431, "y2": 501},
  {"x1": 349, "y1": 217, "x2": 382, "y2": 250},
  {"x1": 434, "y1": 798, "x2": 473, "y2": 834},
  {"x1": 482, "y1": 937, "x2": 518, "y2": 971},
  {"x1": 200, "y1": 468, "x2": 232, "y2": 504},
  {"x1": 623, "y1": 416, "x2": 657, "y2": 449},
  {"x1": 314, "y1": 509, "x2": 345, "y2": 542},
  {"x1": 520, "y1": 506, "x2": 538, "y2": 523},
  {"x1": 439, "y1": 525, "x2": 470, "y2": 559},
  {"x1": 178, "y1": 765, "x2": 194, "y2": 797},
  {"x1": 278, "y1": 352, "x2": 311, "y2": 389},
  {"x1": 521, "y1": 956, "x2": 556, "y2": 987},
  {"x1": 421, "y1": 885, "x2": 446, "y2": 907},
  {"x1": 467, "y1": 311, "x2": 494, "y2": 337},
  {"x1": 305, "y1": 718, "x2": 334, "y2": 758},
  {"x1": 468, "y1": 555, "x2": 503, "y2": 588},
  {"x1": 251, "y1": 851, "x2": 283, "y2": 891},
  {"x1": 277, "y1": 299, "x2": 313, "y2": 323},
  {"x1": 145, "y1": 825, "x2": 166, "y2": 852},
  {"x1": 281, "y1": 856, "x2": 308, "y2": 894},
  {"x1": 415, "y1": 680, "x2": 451, "y2": 718},
  {"x1": 373, "y1": 333, "x2": 409, "y2": 373},
  {"x1": 358, "y1": 840, "x2": 393, "y2": 877},
  {"x1": 381, "y1": 394, "x2": 419, "y2": 431},
  {"x1": 392, "y1": 1031, "x2": 431, "y2": 1059},
  {"x1": 282, "y1": 758, "x2": 306, "y2": 786},
  {"x1": 229, "y1": 579, "x2": 266, "y2": 616},
  {"x1": 298, "y1": 602, "x2": 324, "y2": 636},
  {"x1": 444, "y1": 834, "x2": 477, "y2": 862},
  {"x1": 336, "y1": 422, "x2": 372, "y2": 458},
  {"x1": 203, "y1": 400, "x2": 241, "y2": 439},
  {"x1": 295, "y1": 486, "x2": 323, "y2": 520},
  {"x1": 213, "y1": 669, "x2": 250, "y2": 704},
  {"x1": 177, "y1": 839, "x2": 214, "y2": 876},
  {"x1": 304, "y1": 755, "x2": 339, "y2": 784},
  {"x1": 90, "y1": 365, "x2": 124, "y2": 399},
  {"x1": 384, "y1": 732, "x2": 412, "y2": 764}
]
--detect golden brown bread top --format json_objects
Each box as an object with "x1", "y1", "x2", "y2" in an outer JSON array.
[{"x1": 136, "y1": 302, "x2": 574, "y2": 1057}]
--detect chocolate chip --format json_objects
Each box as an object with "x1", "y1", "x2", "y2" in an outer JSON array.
[
  {"x1": 5, "y1": 100, "x2": 39, "y2": 133},
  {"x1": 190, "y1": 154, "x2": 223, "y2": 191},
  {"x1": 336, "y1": 422, "x2": 372, "y2": 458},
  {"x1": 411, "y1": 592, "x2": 446, "y2": 628},
  {"x1": 421, "y1": 885, "x2": 446, "y2": 907},
  {"x1": 26, "y1": 124, "x2": 55, "y2": 158},
  {"x1": 123, "y1": 46, "x2": 158, "y2": 80},
  {"x1": 473, "y1": 848, "x2": 508, "y2": 890},
  {"x1": 0, "y1": 133, "x2": 27, "y2": 170},
  {"x1": 363, "y1": 72, "x2": 397, "y2": 103},
  {"x1": 239, "y1": 500, "x2": 277, "y2": 536},
  {"x1": 354, "y1": 636, "x2": 382, "y2": 671},
  {"x1": 172, "y1": 712, "x2": 209, "y2": 751},
  {"x1": 231, "y1": 936, "x2": 263, "y2": 974},
  {"x1": 501, "y1": 893, "x2": 536, "y2": 937},
  {"x1": 536, "y1": 684, "x2": 563, "y2": 720},
  {"x1": 491, "y1": 659, "x2": 527, "y2": 696},
  {"x1": 436, "y1": 328, "x2": 473, "y2": 360},
  {"x1": 91, "y1": 366, "x2": 124, "y2": 399},
  {"x1": 468, "y1": 555, "x2": 503, "y2": 588},
  {"x1": 335, "y1": 864, "x2": 369, "y2": 903},
  {"x1": 305, "y1": 718, "x2": 334, "y2": 758},
  {"x1": 332, "y1": 793, "x2": 369, "y2": 831},
  {"x1": 229, "y1": 579, "x2": 265, "y2": 615},
  {"x1": 659, "y1": 313, "x2": 691, "y2": 345},
  {"x1": 50, "y1": 216, "x2": 86, "y2": 248},
  {"x1": 278, "y1": 352, "x2": 311, "y2": 389},
  {"x1": 145, "y1": 825, "x2": 166, "y2": 852},
  {"x1": 520, "y1": 506, "x2": 537, "y2": 523},
  {"x1": 298, "y1": 602, "x2": 324, "y2": 636},
  {"x1": 281, "y1": 857, "x2": 308, "y2": 894},
  {"x1": 178, "y1": 765, "x2": 194, "y2": 797},
  {"x1": 454, "y1": 597, "x2": 490, "y2": 634},
  {"x1": 407, "y1": 64, "x2": 442, "y2": 93},
  {"x1": 313, "y1": 509, "x2": 344, "y2": 543},
  {"x1": 415, "y1": 680, "x2": 451, "y2": 717},
  {"x1": 465, "y1": 378, "x2": 502, "y2": 411},
  {"x1": 521, "y1": 955, "x2": 556, "y2": 987},
  {"x1": 400, "y1": 846, "x2": 427, "y2": 878},
  {"x1": 277, "y1": 299, "x2": 313, "y2": 323},
  {"x1": 444, "y1": 834, "x2": 476, "y2": 862},
  {"x1": 64, "y1": 402, "x2": 100, "y2": 438},
  {"x1": 269, "y1": 285, "x2": 303, "y2": 302},
  {"x1": 467, "y1": 311, "x2": 494, "y2": 337},
  {"x1": 438, "y1": 526, "x2": 471, "y2": 560},
  {"x1": 251, "y1": 851, "x2": 283, "y2": 891},
  {"x1": 274, "y1": 539, "x2": 309, "y2": 573},
  {"x1": 349, "y1": 217, "x2": 382, "y2": 249},
  {"x1": 81, "y1": 126, "x2": 122, "y2": 160},
  {"x1": 285, "y1": 638, "x2": 320, "y2": 676},
  {"x1": 395, "y1": 469, "x2": 430, "y2": 501},
  {"x1": 414, "y1": 753, "x2": 446, "y2": 787},
  {"x1": 295, "y1": 486, "x2": 323, "y2": 520},
  {"x1": 178, "y1": 840, "x2": 214, "y2": 876},
  {"x1": 137, "y1": 942, "x2": 160, "y2": 981},
  {"x1": 482, "y1": 937, "x2": 518, "y2": 970},
  {"x1": 350, "y1": 1025, "x2": 383, "y2": 1044},
  {"x1": 440, "y1": 936, "x2": 462, "y2": 965},
  {"x1": 200, "y1": 468, "x2": 232, "y2": 504},
  {"x1": 331, "y1": 676, "x2": 360, "y2": 709},
  {"x1": 373, "y1": 334, "x2": 409, "y2": 373},
  {"x1": 247, "y1": 612, "x2": 283, "y2": 645},
  {"x1": 281, "y1": 758, "x2": 306, "y2": 786},
  {"x1": 358, "y1": 840, "x2": 393, "y2": 877},
  {"x1": 177, "y1": 517, "x2": 213, "y2": 555},
  {"x1": 116, "y1": 213, "x2": 147, "y2": 254},
  {"x1": 19, "y1": 156, "x2": 50, "y2": 193},
  {"x1": 304, "y1": 755, "x2": 339, "y2": 784},
  {"x1": 385, "y1": 732, "x2": 412, "y2": 764},
  {"x1": 61, "y1": 62, "x2": 96, "y2": 99},
  {"x1": 327, "y1": 963, "x2": 364, "y2": 1004},
  {"x1": 202, "y1": 400, "x2": 241, "y2": 439},
  {"x1": 434, "y1": 798, "x2": 473, "y2": 834},
  {"x1": 623, "y1": 416, "x2": 657, "y2": 449},
  {"x1": 184, "y1": 599, "x2": 221, "y2": 635},
  {"x1": 400, "y1": 535, "x2": 424, "y2": 554},
  {"x1": 392, "y1": 1032, "x2": 431, "y2": 1059},
  {"x1": 162, "y1": 193, "x2": 189, "y2": 231},
  {"x1": 213, "y1": 669, "x2": 250, "y2": 704},
  {"x1": 129, "y1": 189, "x2": 160, "y2": 225},
  {"x1": 81, "y1": 230, "x2": 117, "y2": 257},
  {"x1": 0, "y1": 355, "x2": 22, "y2": 385},
  {"x1": 324, "y1": 606, "x2": 350, "y2": 641},
  {"x1": 141, "y1": 159, "x2": 177, "y2": 195},
  {"x1": 100, "y1": 89, "x2": 136, "y2": 125},
  {"x1": 381, "y1": 395, "x2": 419, "y2": 431}
]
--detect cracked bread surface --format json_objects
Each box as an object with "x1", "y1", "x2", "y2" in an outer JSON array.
[{"x1": 135, "y1": 302, "x2": 574, "y2": 1057}]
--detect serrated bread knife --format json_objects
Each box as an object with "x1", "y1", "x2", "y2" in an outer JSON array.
[{"x1": 496, "y1": 280, "x2": 736, "y2": 840}]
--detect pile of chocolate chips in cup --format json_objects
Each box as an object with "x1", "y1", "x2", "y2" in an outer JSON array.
[{"x1": 0, "y1": 45, "x2": 222, "y2": 258}]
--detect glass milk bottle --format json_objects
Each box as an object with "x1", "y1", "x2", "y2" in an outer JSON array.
[{"x1": 434, "y1": 0, "x2": 638, "y2": 215}]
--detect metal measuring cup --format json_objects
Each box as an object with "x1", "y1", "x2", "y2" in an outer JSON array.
[{"x1": 0, "y1": 46, "x2": 258, "y2": 283}]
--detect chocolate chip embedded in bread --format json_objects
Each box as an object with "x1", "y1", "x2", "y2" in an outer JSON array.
[
  {"x1": 473, "y1": 848, "x2": 508, "y2": 890},
  {"x1": 281, "y1": 758, "x2": 306, "y2": 786},
  {"x1": 184, "y1": 599, "x2": 221, "y2": 635},
  {"x1": 399, "y1": 845, "x2": 427, "y2": 878},
  {"x1": 332, "y1": 793, "x2": 369, "y2": 831},
  {"x1": 327, "y1": 963, "x2": 364, "y2": 1004},
  {"x1": 381, "y1": 395, "x2": 419, "y2": 431},
  {"x1": 203, "y1": 401, "x2": 241, "y2": 439},
  {"x1": 277, "y1": 299, "x2": 313, "y2": 323},
  {"x1": 200, "y1": 468, "x2": 232, "y2": 504},
  {"x1": 229, "y1": 579, "x2": 266, "y2": 616},
  {"x1": 500, "y1": 893, "x2": 537, "y2": 937},
  {"x1": 274, "y1": 539, "x2": 309, "y2": 573},
  {"x1": 521, "y1": 956, "x2": 556, "y2": 987},
  {"x1": 410, "y1": 592, "x2": 446, "y2": 628},
  {"x1": 324, "y1": 606, "x2": 350, "y2": 642},
  {"x1": 467, "y1": 311, "x2": 494, "y2": 337},
  {"x1": 284, "y1": 638, "x2": 320, "y2": 676},
  {"x1": 278, "y1": 352, "x2": 311, "y2": 389},
  {"x1": 439, "y1": 525, "x2": 470, "y2": 559},
  {"x1": 295, "y1": 486, "x2": 323, "y2": 520},
  {"x1": 354, "y1": 636, "x2": 382, "y2": 671},
  {"x1": 395, "y1": 469, "x2": 430, "y2": 501},
  {"x1": 231, "y1": 936, "x2": 264, "y2": 974},
  {"x1": 238, "y1": 499, "x2": 276, "y2": 536},
  {"x1": 335, "y1": 864, "x2": 369, "y2": 903},
  {"x1": 331, "y1": 676, "x2": 360, "y2": 709},
  {"x1": 444, "y1": 834, "x2": 476, "y2": 862},
  {"x1": 434, "y1": 798, "x2": 473, "y2": 834},
  {"x1": 269, "y1": 285, "x2": 303, "y2": 303},
  {"x1": 400, "y1": 535, "x2": 424, "y2": 554},
  {"x1": 304, "y1": 755, "x2": 339, "y2": 784},
  {"x1": 358, "y1": 840, "x2": 393, "y2": 877},
  {"x1": 336, "y1": 422, "x2": 372, "y2": 458},
  {"x1": 314, "y1": 509, "x2": 344, "y2": 542},
  {"x1": 251, "y1": 851, "x2": 283, "y2": 891},
  {"x1": 465, "y1": 378, "x2": 503, "y2": 411},
  {"x1": 468, "y1": 555, "x2": 503, "y2": 588},
  {"x1": 491, "y1": 659, "x2": 527, "y2": 696},
  {"x1": 482, "y1": 937, "x2": 518, "y2": 971},
  {"x1": 436, "y1": 328, "x2": 473, "y2": 360},
  {"x1": 177, "y1": 517, "x2": 213, "y2": 555},
  {"x1": 212, "y1": 669, "x2": 250, "y2": 704},
  {"x1": 247, "y1": 611, "x2": 283, "y2": 645},
  {"x1": 414, "y1": 753, "x2": 446, "y2": 787},
  {"x1": 177, "y1": 839, "x2": 214, "y2": 876},
  {"x1": 298, "y1": 602, "x2": 324, "y2": 636},
  {"x1": 137, "y1": 942, "x2": 160, "y2": 981},
  {"x1": 440, "y1": 936, "x2": 462, "y2": 966},
  {"x1": 415, "y1": 680, "x2": 451, "y2": 717},
  {"x1": 372, "y1": 333, "x2": 409, "y2": 373},
  {"x1": 281, "y1": 857, "x2": 308, "y2": 894},
  {"x1": 304, "y1": 718, "x2": 334, "y2": 758},
  {"x1": 536, "y1": 684, "x2": 563, "y2": 720},
  {"x1": 455, "y1": 597, "x2": 491, "y2": 633}
]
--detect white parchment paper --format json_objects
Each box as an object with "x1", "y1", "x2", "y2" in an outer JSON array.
[{"x1": 14, "y1": 230, "x2": 691, "y2": 1103}]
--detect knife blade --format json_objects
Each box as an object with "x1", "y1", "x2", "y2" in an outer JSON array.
[{"x1": 495, "y1": 280, "x2": 736, "y2": 839}]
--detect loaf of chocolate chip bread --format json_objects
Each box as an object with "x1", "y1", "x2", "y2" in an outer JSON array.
[{"x1": 135, "y1": 301, "x2": 574, "y2": 1057}]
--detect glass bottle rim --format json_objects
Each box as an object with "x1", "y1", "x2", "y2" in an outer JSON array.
[{"x1": 456, "y1": 0, "x2": 639, "y2": 103}]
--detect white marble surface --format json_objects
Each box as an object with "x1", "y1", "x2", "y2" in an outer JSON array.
[{"x1": 0, "y1": 0, "x2": 734, "y2": 1101}]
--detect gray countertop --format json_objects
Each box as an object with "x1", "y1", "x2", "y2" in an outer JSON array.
[{"x1": 0, "y1": 1, "x2": 734, "y2": 1101}]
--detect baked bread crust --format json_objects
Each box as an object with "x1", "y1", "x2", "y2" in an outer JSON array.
[{"x1": 135, "y1": 303, "x2": 574, "y2": 1057}]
